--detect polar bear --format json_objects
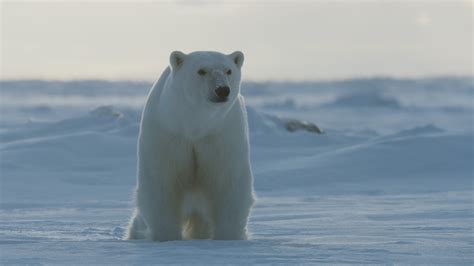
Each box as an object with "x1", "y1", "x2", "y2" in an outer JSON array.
[{"x1": 125, "y1": 51, "x2": 255, "y2": 241}]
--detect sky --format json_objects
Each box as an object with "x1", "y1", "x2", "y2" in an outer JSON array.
[{"x1": 1, "y1": 0, "x2": 473, "y2": 81}]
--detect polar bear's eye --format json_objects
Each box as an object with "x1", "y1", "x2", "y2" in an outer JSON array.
[
  {"x1": 197, "y1": 69, "x2": 207, "y2": 76},
  {"x1": 226, "y1": 69, "x2": 232, "y2": 75}
]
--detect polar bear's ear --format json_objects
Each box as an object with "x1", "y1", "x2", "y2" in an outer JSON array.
[
  {"x1": 229, "y1": 51, "x2": 244, "y2": 69},
  {"x1": 170, "y1": 51, "x2": 186, "y2": 70}
]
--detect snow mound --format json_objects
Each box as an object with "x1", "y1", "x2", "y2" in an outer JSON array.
[
  {"x1": 89, "y1": 105, "x2": 124, "y2": 118},
  {"x1": 254, "y1": 126, "x2": 472, "y2": 195},
  {"x1": 326, "y1": 91, "x2": 401, "y2": 109},
  {"x1": 246, "y1": 106, "x2": 281, "y2": 134},
  {"x1": 262, "y1": 98, "x2": 298, "y2": 109},
  {"x1": 388, "y1": 124, "x2": 445, "y2": 138}
]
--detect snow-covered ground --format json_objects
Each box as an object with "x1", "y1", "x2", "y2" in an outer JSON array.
[{"x1": 1, "y1": 77, "x2": 473, "y2": 264}]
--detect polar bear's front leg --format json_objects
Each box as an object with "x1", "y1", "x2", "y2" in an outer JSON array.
[
  {"x1": 125, "y1": 209, "x2": 147, "y2": 240},
  {"x1": 212, "y1": 186, "x2": 254, "y2": 240},
  {"x1": 136, "y1": 184, "x2": 182, "y2": 242},
  {"x1": 210, "y1": 170, "x2": 254, "y2": 240}
]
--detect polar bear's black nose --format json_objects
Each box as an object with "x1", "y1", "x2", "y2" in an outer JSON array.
[{"x1": 215, "y1": 86, "x2": 230, "y2": 98}]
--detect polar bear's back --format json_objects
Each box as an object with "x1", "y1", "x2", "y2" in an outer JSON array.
[{"x1": 145, "y1": 66, "x2": 171, "y2": 107}]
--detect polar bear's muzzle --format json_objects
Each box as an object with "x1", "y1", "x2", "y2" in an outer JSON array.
[{"x1": 209, "y1": 86, "x2": 230, "y2": 103}]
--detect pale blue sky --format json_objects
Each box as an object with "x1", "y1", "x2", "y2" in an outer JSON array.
[{"x1": 1, "y1": 1, "x2": 472, "y2": 81}]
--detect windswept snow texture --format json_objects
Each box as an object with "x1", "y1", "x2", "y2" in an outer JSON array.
[{"x1": 1, "y1": 77, "x2": 473, "y2": 264}]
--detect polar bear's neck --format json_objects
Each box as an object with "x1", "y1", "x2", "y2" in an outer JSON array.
[{"x1": 150, "y1": 77, "x2": 235, "y2": 140}]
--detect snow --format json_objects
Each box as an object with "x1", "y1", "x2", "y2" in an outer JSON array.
[{"x1": 1, "y1": 77, "x2": 473, "y2": 264}]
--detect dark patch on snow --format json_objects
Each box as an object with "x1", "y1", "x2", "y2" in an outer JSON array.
[
  {"x1": 246, "y1": 106, "x2": 323, "y2": 135},
  {"x1": 279, "y1": 118, "x2": 324, "y2": 134}
]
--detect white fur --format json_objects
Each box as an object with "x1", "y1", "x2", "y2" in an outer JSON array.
[{"x1": 125, "y1": 51, "x2": 255, "y2": 241}]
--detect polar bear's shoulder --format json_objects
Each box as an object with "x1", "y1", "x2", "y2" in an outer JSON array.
[
  {"x1": 146, "y1": 66, "x2": 171, "y2": 103},
  {"x1": 153, "y1": 66, "x2": 172, "y2": 92}
]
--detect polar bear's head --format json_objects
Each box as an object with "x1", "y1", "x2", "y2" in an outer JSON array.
[{"x1": 169, "y1": 51, "x2": 244, "y2": 106}]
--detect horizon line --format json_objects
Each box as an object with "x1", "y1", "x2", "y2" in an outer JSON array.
[{"x1": 1, "y1": 74, "x2": 472, "y2": 84}]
